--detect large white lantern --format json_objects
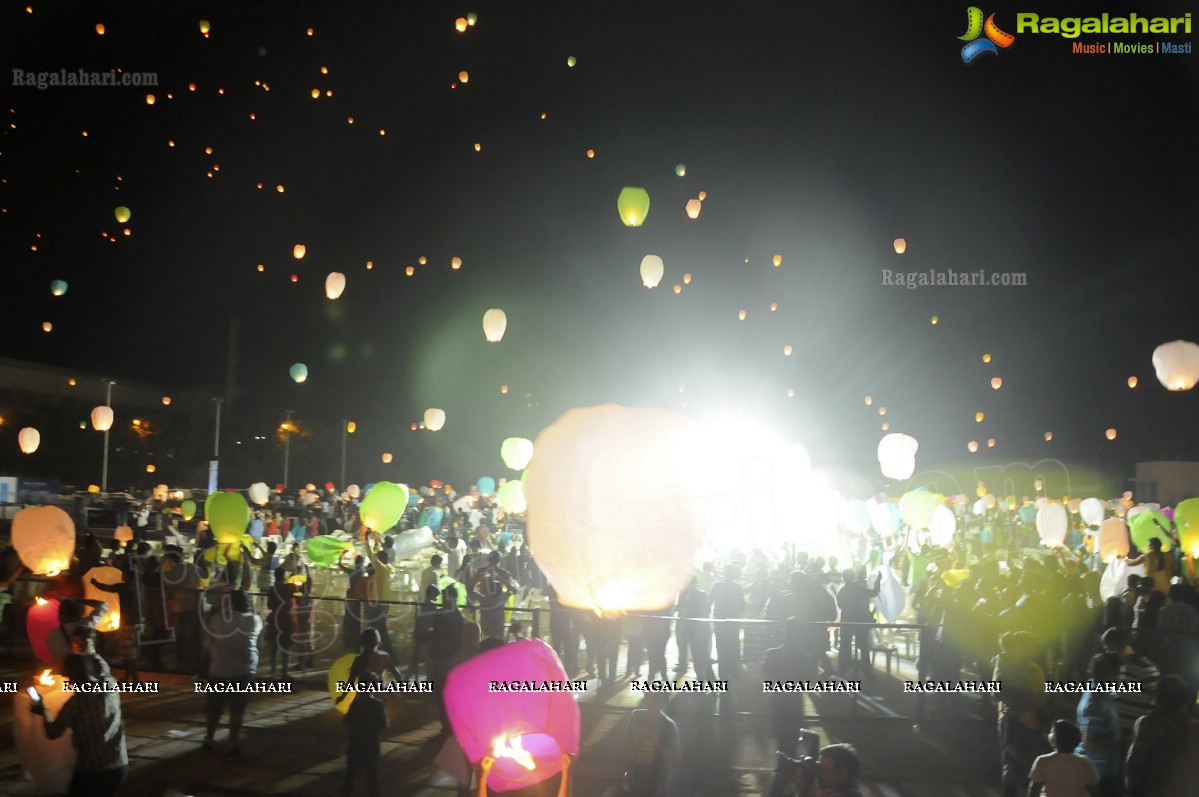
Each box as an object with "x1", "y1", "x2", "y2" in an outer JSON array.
[
  {"x1": 929, "y1": 504, "x2": 957, "y2": 546},
  {"x1": 482, "y1": 309, "x2": 507, "y2": 342},
  {"x1": 325, "y1": 271, "x2": 346, "y2": 300},
  {"x1": 1079, "y1": 497, "x2": 1105, "y2": 526},
  {"x1": 424, "y1": 408, "x2": 446, "y2": 431},
  {"x1": 90, "y1": 405, "x2": 114, "y2": 432},
  {"x1": 877, "y1": 433, "x2": 918, "y2": 481},
  {"x1": 248, "y1": 482, "x2": 270, "y2": 506},
  {"x1": 500, "y1": 437, "x2": 534, "y2": 471},
  {"x1": 1036, "y1": 503, "x2": 1068, "y2": 548},
  {"x1": 523, "y1": 404, "x2": 707, "y2": 614},
  {"x1": 899, "y1": 490, "x2": 937, "y2": 530},
  {"x1": 12, "y1": 505, "x2": 75, "y2": 576},
  {"x1": 1152, "y1": 340, "x2": 1199, "y2": 391},
  {"x1": 640, "y1": 255, "x2": 664, "y2": 289},
  {"x1": 18, "y1": 427, "x2": 40, "y2": 454}
]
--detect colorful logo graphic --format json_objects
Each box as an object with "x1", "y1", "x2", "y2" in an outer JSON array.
[{"x1": 959, "y1": 7, "x2": 1016, "y2": 62}]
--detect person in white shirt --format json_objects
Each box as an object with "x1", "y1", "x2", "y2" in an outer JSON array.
[
  {"x1": 200, "y1": 589, "x2": 263, "y2": 758},
  {"x1": 1027, "y1": 719, "x2": 1098, "y2": 797}
]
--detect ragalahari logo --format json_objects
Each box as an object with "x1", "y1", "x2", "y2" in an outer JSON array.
[{"x1": 959, "y1": 7, "x2": 1016, "y2": 62}]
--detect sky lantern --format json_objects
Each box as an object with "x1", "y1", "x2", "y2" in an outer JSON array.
[
  {"x1": 877, "y1": 433, "x2": 918, "y2": 481},
  {"x1": 986, "y1": 438, "x2": 996, "y2": 448},
  {"x1": 180, "y1": 500, "x2": 196, "y2": 521},
  {"x1": 1127, "y1": 376, "x2": 1138, "y2": 388},
  {"x1": 205, "y1": 491, "x2": 250, "y2": 547},
  {"x1": 738, "y1": 309, "x2": 746, "y2": 320},
  {"x1": 783, "y1": 345, "x2": 793, "y2": 356},
  {"x1": 1080, "y1": 497, "x2": 1105, "y2": 526},
  {"x1": 145, "y1": 464, "x2": 156, "y2": 473},
  {"x1": 864, "y1": 395, "x2": 873, "y2": 405},
  {"x1": 1044, "y1": 432, "x2": 1053, "y2": 442},
  {"x1": 325, "y1": 272, "x2": 346, "y2": 300},
  {"x1": 893, "y1": 237, "x2": 906, "y2": 254},
  {"x1": 878, "y1": 407, "x2": 887, "y2": 416},
  {"x1": 113, "y1": 525, "x2": 134, "y2": 544},
  {"x1": 467, "y1": 13, "x2": 477, "y2": 25},
  {"x1": 405, "y1": 266, "x2": 415, "y2": 276},
  {"x1": 1098, "y1": 518, "x2": 1130, "y2": 563},
  {"x1": 248, "y1": 482, "x2": 270, "y2": 506},
  {"x1": 770, "y1": 302, "x2": 778, "y2": 312},
  {"x1": 455, "y1": 17, "x2": 467, "y2": 31},
  {"x1": 930, "y1": 316, "x2": 939, "y2": 325},
  {"x1": 675, "y1": 163, "x2": 686, "y2": 176},
  {"x1": 967, "y1": 440, "x2": 979, "y2": 453},
  {"x1": 566, "y1": 55, "x2": 577, "y2": 67},
  {"x1": 929, "y1": 505, "x2": 957, "y2": 546},
  {"x1": 524, "y1": 404, "x2": 707, "y2": 614},
  {"x1": 114, "y1": 206, "x2": 131, "y2": 223},
  {"x1": 90, "y1": 406, "x2": 113, "y2": 431},
  {"x1": 293, "y1": 244, "x2": 306, "y2": 259},
  {"x1": 95, "y1": 23, "x2": 105, "y2": 34},
  {"x1": 683, "y1": 273, "x2": 692, "y2": 284},
  {"x1": 289, "y1": 363, "x2": 308, "y2": 383},
  {"x1": 685, "y1": 198, "x2": 702, "y2": 219},
  {"x1": 672, "y1": 284, "x2": 682, "y2": 294},
  {"x1": 697, "y1": 191, "x2": 707, "y2": 201},
  {"x1": 483, "y1": 309, "x2": 508, "y2": 342},
  {"x1": 42, "y1": 322, "x2": 52, "y2": 333},
  {"x1": 991, "y1": 377, "x2": 1003, "y2": 389},
  {"x1": 145, "y1": 93, "x2": 156, "y2": 104},
  {"x1": 496, "y1": 480, "x2": 527, "y2": 513},
  {"x1": 772, "y1": 254, "x2": 782, "y2": 267},
  {"x1": 445, "y1": 639, "x2": 580, "y2": 793},
  {"x1": 1105, "y1": 428, "x2": 1117, "y2": 441},
  {"x1": 12, "y1": 505, "x2": 75, "y2": 577},
  {"x1": 617, "y1": 187, "x2": 650, "y2": 227},
  {"x1": 975, "y1": 411, "x2": 985, "y2": 423},
  {"x1": 639, "y1": 255, "x2": 664, "y2": 288},
  {"x1": 359, "y1": 481, "x2": 408, "y2": 532},
  {"x1": 1128, "y1": 510, "x2": 1173, "y2": 552},
  {"x1": 982, "y1": 353, "x2": 992, "y2": 363},
  {"x1": 900, "y1": 490, "x2": 937, "y2": 529},
  {"x1": 1036, "y1": 503, "x2": 1068, "y2": 547},
  {"x1": 1152, "y1": 340, "x2": 1199, "y2": 391},
  {"x1": 27, "y1": 597, "x2": 60, "y2": 663},
  {"x1": 161, "y1": 395, "x2": 171, "y2": 406},
  {"x1": 50, "y1": 279, "x2": 67, "y2": 296},
  {"x1": 458, "y1": 70, "x2": 470, "y2": 83},
  {"x1": 500, "y1": 385, "x2": 509, "y2": 394},
  {"x1": 501, "y1": 437, "x2": 534, "y2": 470},
  {"x1": 451, "y1": 256, "x2": 463, "y2": 270},
  {"x1": 199, "y1": 19, "x2": 210, "y2": 34},
  {"x1": 1173, "y1": 498, "x2": 1199, "y2": 556},
  {"x1": 18, "y1": 428, "x2": 40, "y2": 454},
  {"x1": 84, "y1": 566, "x2": 123, "y2": 631},
  {"x1": 381, "y1": 452, "x2": 393, "y2": 464},
  {"x1": 424, "y1": 408, "x2": 446, "y2": 431}
]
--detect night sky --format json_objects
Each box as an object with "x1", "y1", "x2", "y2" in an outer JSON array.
[{"x1": 2, "y1": 1, "x2": 1197, "y2": 491}]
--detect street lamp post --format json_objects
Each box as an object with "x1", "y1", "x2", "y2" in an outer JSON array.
[
  {"x1": 283, "y1": 410, "x2": 293, "y2": 489},
  {"x1": 208, "y1": 397, "x2": 223, "y2": 494},
  {"x1": 341, "y1": 419, "x2": 354, "y2": 489},
  {"x1": 100, "y1": 380, "x2": 114, "y2": 491}
]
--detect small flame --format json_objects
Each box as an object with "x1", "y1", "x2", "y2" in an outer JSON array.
[
  {"x1": 103, "y1": 611, "x2": 121, "y2": 632},
  {"x1": 38, "y1": 669, "x2": 54, "y2": 687},
  {"x1": 492, "y1": 736, "x2": 536, "y2": 770},
  {"x1": 44, "y1": 567, "x2": 62, "y2": 577},
  {"x1": 36, "y1": 597, "x2": 48, "y2": 606}
]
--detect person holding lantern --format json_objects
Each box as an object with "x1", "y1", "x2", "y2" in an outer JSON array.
[{"x1": 47, "y1": 597, "x2": 109, "y2": 671}]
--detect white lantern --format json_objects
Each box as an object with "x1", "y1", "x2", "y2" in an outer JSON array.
[
  {"x1": 18, "y1": 427, "x2": 40, "y2": 454},
  {"x1": 929, "y1": 505, "x2": 957, "y2": 546},
  {"x1": 248, "y1": 482, "x2": 270, "y2": 506},
  {"x1": 1152, "y1": 340, "x2": 1199, "y2": 391},
  {"x1": 893, "y1": 238, "x2": 907, "y2": 254},
  {"x1": 639, "y1": 255, "x2": 664, "y2": 289},
  {"x1": 500, "y1": 437, "x2": 535, "y2": 470},
  {"x1": 496, "y1": 480, "x2": 526, "y2": 513},
  {"x1": 90, "y1": 405, "x2": 114, "y2": 432},
  {"x1": 424, "y1": 408, "x2": 446, "y2": 431},
  {"x1": 12, "y1": 505, "x2": 75, "y2": 576},
  {"x1": 347, "y1": 484, "x2": 361, "y2": 499},
  {"x1": 685, "y1": 199, "x2": 702, "y2": 219},
  {"x1": 523, "y1": 404, "x2": 707, "y2": 614},
  {"x1": 1080, "y1": 497, "x2": 1104, "y2": 526},
  {"x1": 877, "y1": 433, "x2": 918, "y2": 481},
  {"x1": 482, "y1": 309, "x2": 507, "y2": 342},
  {"x1": 325, "y1": 271, "x2": 346, "y2": 300},
  {"x1": 1036, "y1": 503, "x2": 1068, "y2": 548}
]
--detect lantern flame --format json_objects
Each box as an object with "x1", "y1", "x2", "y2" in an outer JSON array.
[
  {"x1": 38, "y1": 669, "x2": 54, "y2": 687},
  {"x1": 44, "y1": 562, "x2": 66, "y2": 577},
  {"x1": 492, "y1": 736, "x2": 535, "y2": 770},
  {"x1": 36, "y1": 597, "x2": 47, "y2": 605}
]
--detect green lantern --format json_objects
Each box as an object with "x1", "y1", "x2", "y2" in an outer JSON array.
[
  {"x1": 358, "y1": 481, "x2": 408, "y2": 532},
  {"x1": 306, "y1": 535, "x2": 353, "y2": 567},
  {"x1": 205, "y1": 491, "x2": 251, "y2": 545},
  {"x1": 1128, "y1": 509, "x2": 1173, "y2": 552},
  {"x1": 496, "y1": 479, "x2": 526, "y2": 514},
  {"x1": 617, "y1": 187, "x2": 650, "y2": 227},
  {"x1": 500, "y1": 437, "x2": 534, "y2": 471},
  {"x1": 1173, "y1": 498, "x2": 1199, "y2": 556},
  {"x1": 181, "y1": 499, "x2": 197, "y2": 521}
]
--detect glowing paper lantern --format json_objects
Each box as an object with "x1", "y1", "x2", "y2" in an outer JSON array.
[
  {"x1": 617, "y1": 187, "x2": 650, "y2": 227},
  {"x1": 113, "y1": 526, "x2": 133, "y2": 543},
  {"x1": 1044, "y1": 432, "x2": 1053, "y2": 442},
  {"x1": 90, "y1": 406, "x2": 114, "y2": 432},
  {"x1": 359, "y1": 481, "x2": 408, "y2": 532},
  {"x1": 458, "y1": 70, "x2": 470, "y2": 83},
  {"x1": 27, "y1": 598, "x2": 60, "y2": 662},
  {"x1": 1128, "y1": 376, "x2": 1138, "y2": 389},
  {"x1": 685, "y1": 199, "x2": 702, "y2": 219},
  {"x1": 975, "y1": 412, "x2": 985, "y2": 423},
  {"x1": 199, "y1": 19, "x2": 210, "y2": 34},
  {"x1": 451, "y1": 257, "x2": 463, "y2": 270},
  {"x1": 675, "y1": 163, "x2": 686, "y2": 176},
  {"x1": 248, "y1": 482, "x2": 270, "y2": 506},
  {"x1": 290, "y1": 363, "x2": 308, "y2": 383},
  {"x1": 84, "y1": 566, "x2": 123, "y2": 631},
  {"x1": 1129, "y1": 510, "x2": 1173, "y2": 552},
  {"x1": 1174, "y1": 498, "x2": 1199, "y2": 555},
  {"x1": 467, "y1": 13, "x2": 477, "y2": 25},
  {"x1": 308, "y1": 536, "x2": 353, "y2": 567},
  {"x1": 1152, "y1": 340, "x2": 1199, "y2": 391},
  {"x1": 523, "y1": 404, "x2": 706, "y2": 614},
  {"x1": 772, "y1": 254, "x2": 782, "y2": 267},
  {"x1": 967, "y1": 441, "x2": 979, "y2": 453},
  {"x1": 483, "y1": 309, "x2": 508, "y2": 342},
  {"x1": 1098, "y1": 518, "x2": 1130, "y2": 564},
  {"x1": 381, "y1": 452, "x2": 393, "y2": 464},
  {"x1": 893, "y1": 238, "x2": 906, "y2": 254},
  {"x1": 877, "y1": 433, "x2": 918, "y2": 481},
  {"x1": 496, "y1": 480, "x2": 526, "y2": 514},
  {"x1": 639, "y1": 255, "x2": 664, "y2": 288},
  {"x1": 900, "y1": 490, "x2": 937, "y2": 529},
  {"x1": 445, "y1": 639, "x2": 580, "y2": 793},
  {"x1": 566, "y1": 55, "x2": 577, "y2": 67},
  {"x1": 477, "y1": 476, "x2": 496, "y2": 495},
  {"x1": 929, "y1": 505, "x2": 957, "y2": 546},
  {"x1": 1080, "y1": 497, "x2": 1105, "y2": 526},
  {"x1": 424, "y1": 408, "x2": 446, "y2": 431},
  {"x1": 50, "y1": 279, "x2": 68, "y2": 296},
  {"x1": 1036, "y1": 504, "x2": 1068, "y2": 548},
  {"x1": 114, "y1": 206, "x2": 131, "y2": 223},
  {"x1": 990, "y1": 377, "x2": 1003, "y2": 390},
  {"x1": 12, "y1": 506, "x2": 75, "y2": 578},
  {"x1": 347, "y1": 484, "x2": 361, "y2": 499},
  {"x1": 325, "y1": 272, "x2": 346, "y2": 300},
  {"x1": 293, "y1": 244, "x2": 306, "y2": 259},
  {"x1": 328, "y1": 653, "x2": 357, "y2": 714},
  {"x1": 501, "y1": 437, "x2": 534, "y2": 470},
  {"x1": 204, "y1": 492, "x2": 250, "y2": 545},
  {"x1": 455, "y1": 17, "x2": 468, "y2": 32},
  {"x1": 181, "y1": 500, "x2": 196, "y2": 520},
  {"x1": 1105, "y1": 428, "x2": 1117, "y2": 441},
  {"x1": 18, "y1": 427, "x2": 40, "y2": 454}
]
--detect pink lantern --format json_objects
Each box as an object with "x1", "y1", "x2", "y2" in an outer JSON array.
[
  {"x1": 27, "y1": 597, "x2": 60, "y2": 663},
  {"x1": 445, "y1": 639, "x2": 579, "y2": 793}
]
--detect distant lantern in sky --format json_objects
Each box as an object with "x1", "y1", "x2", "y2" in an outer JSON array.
[
  {"x1": 697, "y1": 191, "x2": 707, "y2": 201},
  {"x1": 114, "y1": 206, "x2": 131, "y2": 223},
  {"x1": 346, "y1": 421, "x2": 357, "y2": 434},
  {"x1": 311, "y1": 88, "x2": 320, "y2": 99},
  {"x1": 146, "y1": 464, "x2": 156, "y2": 473},
  {"x1": 982, "y1": 353, "x2": 992, "y2": 363},
  {"x1": 50, "y1": 280, "x2": 67, "y2": 296},
  {"x1": 864, "y1": 395, "x2": 873, "y2": 405},
  {"x1": 991, "y1": 377, "x2": 1003, "y2": 389},
  {"x1": 325, "y1": 272, "x2": 346, "y2": 300},
  {"x1": 877, "y1": 432, "x2": 918, "y2": 480},
  {"x1": 878, "y1": 407, "x2": 887, "y2": 416},
  {"x1": 566, "y1": 55, "x2": 577, "y2": 67},
  {"x1": 467, "y1": 13, "x2": 477, "y2": 25},
  {"x1": 289, "y1": 363, "x2": 308, "y2": 383},
  {"x1": 483, "y1": 309, "x2": 507, "y2": 342},
  {"x1": 41, "y1": 322, "x2": 52, "y2": 333},
  {"x1": 640, "y1": 255, "x2": 664, "y2": 288},
  {"x1": 293, "y1": 244, "x2": 306, "y2": 259},
  {"x1": 683, "y1": 273, "x2": 692, "y2": 284},
  {"x1": 451, "y1": 256, "x2": 462, "y2": 270},
  {"x1": 930, "y1": 316, "x2": 939, "y2": 325},
  {"x1": 257, "y1": 264, "x2": 264, "y2": 272},
  {"x1": 381, "y1": 452, "x2": 393, "y2": 464},
  {"x1": 672, "y1": 284, "x2": 682, "y2": 294},
  {"x1": 424, "y1": 408, "x2": 446, "y2": 431},
  {"x1": 783, "y1": 345, "x2": 793, "y2": 356},
  {"x1": 1044, "y1": 431, "x2": 1053, "y2": 441},
  {"x1": 418, "y1": 256, "x2": 427, "y2": 265},
  {"x1": 199, "y1": 19, "x2": 210, "y2": 34},
  {"x1": 1127, "y1": 376, "x2": 1138, "y2": 388},
  {"x1": 90, "y1": 406, "x2": 114, "y2": 432},
  {"x1": 145, "y1": 94, "x2": 156, "y2": 105},
  {"x1": 881, "y1": 422, "x2": 890, "y2": 431},
  {"x1": 986, "y1": 438, "x2": 996, "y2": 448},
  {"x1": 967, "y1": 440, "x2": 979, "y2": 453},
  {"x1": 458, "y1": 70, "x2": 470, "y2": 83},
  {"x1": 975, "y1": 412, "x2": 985, "y2": 423},
  {"x1": 617, "y1": 187, "x2": 650, "y2": 227},
  {"x1": 772, "y1": 254, "x2": 782, "y2": 267},
  {"x1": 1105, "y1": 428, "x2": 1117, "y2": 440},
  {"x1": 500, "y1": 385, "x2": 509, "y2": 394},
  {"x1": 18, "y1": 427, "x2": 40, "y2": 454},
  {"x1": 685, "y1": 199, "x2": 702, "y2": 219},
  {"x1": 455, "y1": 17, "x2": 467, "y2": 31},
  {"x1": 893, "y1": 238, "x2": 907, "y2": 254},
  {"x1": 161, "y1": 396, "x2": 171, "y2": 406},
  {"x1": 737, "y1": 309, "x2": 746, "y2": 320},
  {"x1": 473, "y1": 142, "x2": 481, "y2": 151},
  {"x1": 96, "y1": 23, "x2": 105, "y2": 34},
  {"x1": 770, "y1": 302, "x2": 778, "y2": 312},
  {"x1": 1152, "y1": 339, "x2": 1199, "y2": 391},
  {"x1": 405, "y1": 266, "x2": 415, "y2": 276},
  {"x1": 675, "y1": 163, "x2": 686, "y2": 177}
]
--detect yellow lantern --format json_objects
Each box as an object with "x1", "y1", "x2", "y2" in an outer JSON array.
[
  {"x1": 451, "y1": 257, "x2": 462, "y2": 270},
  {"x1": 18, "y1": 427, "x2": 40, "y2": 454},
  {"x1": 467, "y1": 13, "x2": 477, "y2": 26},
  {"x1": 199, "y1": 19, "x2": 210, "y2": 34},
  {"x1": 697, "y1": 191, "x2": 707, "y2": 201},
  {"x1": 293, "y1": 244, "x2": 306, "y2": 259},
  {"x1": 772, "y1": 254, "x2": 782, "y2": 267},
  {"x1": 162, "y1": 396, "x2": 171, "y2": 405},
  {"x1": 455, "y1": 17, "x2": 467, "y2": 32},
  {"x1": 42, "y1": 322, "x2": 52, "y2": 333},
  {"x1": 930, "y1": 316, "x2": 939, "y2": 325},
  {"x1": 145, "y1": 94, "x2": 156, "y2": 105},
  {"x1": 381, "y1": 452, "x2": 393, "y2": 464},
  {"x1": 90, "y1": 406, "x2": 114, "y2": 432},
  {"x1": 12, "y1": 505, "x2": 75, "y2": 576},
  {"x1": 617, "y1": 187, "x2": 650, "y2": 227},
  {"x1": 145, "y1": 464, "x2": 156, "y2": 473},
  {"x1": 685, "y1": 199, "x2": 702, "y2": 219},
  {"x1": 982, "y1": 353, "x2": 992, "y2": 363},
  {"x1": 458, "y1": 70, "x2": 470, "y2": 83},
  {"x1": 482, "y1": 309, "x2": 507, "y2": 342},
  {"x1": 1127, "y1": 376, "x2": 1138, "y2": 388},
  {"x1": 346, "y1": 421, "x2": 357, "y2": 434},
  {"x1": 1044, "y1": 432, "x2": 1053, "y2": 441},
  {"x1": 114, "y1": 206, "x2": 131, "y2": 223},
  {"x1": 424, "y1": 408, "x2": 446, "y2": 431},
  {"x1": 893, "y1": 238, "x2": 906, "y2": 254},
  {"x1": 683, "y1": 273, "x2": 692, "y2": 284},
  {"x1": 975, "y1": 411, "x2": 985, "y2": 423},
  {"x1": 672, "y1": 284, "x2": 682, "y2": 294},
  {"x1": 566, "y1": 56, "x2": 577, "y2": 67},
  {"x1": 1105, "y1": 428, "x2": 1117, "y2": 441}
]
